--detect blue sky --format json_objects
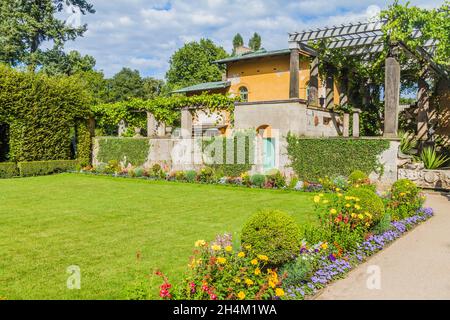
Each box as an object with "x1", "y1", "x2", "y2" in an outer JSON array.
[{"x1": 63, "y1": 0, "x2": 444, "y2": 79}]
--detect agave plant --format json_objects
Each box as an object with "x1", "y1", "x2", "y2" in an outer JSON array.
[
  {"x1": 420, "y1": 147, "x2": 450, "y2": 169},
  {"x1": 399, "y1": 131, "x2": 418, "y2": 155}
]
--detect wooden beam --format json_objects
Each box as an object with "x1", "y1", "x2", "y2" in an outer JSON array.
[{"x1": 289, "y1": 49, "x2": 300, "y2": 99}]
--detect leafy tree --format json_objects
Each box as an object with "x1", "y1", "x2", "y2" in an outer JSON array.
[
  {"x1": 109, "y1": 68, "x2": 144, "y2": 102},
  {"x1": 0, "y1": 0, "x2": 95, "y2": 70},
  {"x1": 232, "y1": 33, "x2": 244, "y2": 54},
  {"x1": 165, "y1": 39, "x2": 228, "y2": 89},
  {"x1": 142, "y1": 77, "x2": 165, "y2": 100},
  {"x1": 39, "y1": 49, "x2": 96, "y2": 76},
  {"x1": 248, "y1": 33, "x2": 262, "y2": 51},
  {"x1": 74, "y1": 70, "x2": 110, "y2": 105}
]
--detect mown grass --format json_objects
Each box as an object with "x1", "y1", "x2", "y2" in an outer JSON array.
[{"x1": 0, "y1": 174, "x2": 317, "y2": 300}]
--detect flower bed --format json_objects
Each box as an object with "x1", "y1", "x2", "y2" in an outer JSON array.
[{"x1": 285, "y1": 207, "x2": 434, "y2": 299}]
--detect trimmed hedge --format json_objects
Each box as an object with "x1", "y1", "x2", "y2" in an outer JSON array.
[
  {"x1": 17, "y1": 160, "x2": 78, "y2": 177},
  {"x1": 286, "y1": 135, "x2": 390, "y2": 181},
  {"x1": 96, "y1": 137, "x2": 150, "y2": 166},
  {"x1": 0, "y1": 162, "x2": 18, "y2": 178}
]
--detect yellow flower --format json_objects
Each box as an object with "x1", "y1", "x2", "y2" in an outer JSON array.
[
  {"x1": 400, "y1": 192, "x2": 406, "y2": 197},
  {"x1": 335, "y1": 188, "x2": 341, "y2": 192},
  {"x1": 365, "y1": 212, "x2": 373, "y2": 219},
  {"x1": 337, "y1": 193, "x2": 343, "y2": 197},
  {"x1": 322, "y1": 199, "x2": 329, "y2": 204},
  {"x1": 345, "y1": 203, "x2": 351, "y2": 208},
  {"x1": 351, "y1": 213, "x2": 357, "y2": 218},
  {"x1": 251, "y1": 259, "x2": 258, "y2": 265},
  {"x1": 319, "y1": 193, "x2": 324, "y2": 197},
  {"x1": 257, "y1": 254, "x2": 269, "y2": 262},
  {"x1": 237, "y1": 291, "x2": 246, "y2": 300},
  {"x1": 238, "y1": 251, "x2": 246, "y2": 258},
  {"x1": 321, "y1": 243, "x2": 328, "y2": 250},
  {"x1": 313, "y1": 196, "x2": 321, "y2": 203},
  {"x1": 365, "y1": 222, "x2": 371, "y2": 227},
  {"x1": 225, "y1": 246, "x2": 233, "y2": 252},
  {"x1": 355, "y1": 198, "x2": 360, "y2": 202},
  {"x1": 268, "y1": 280, "x2": 276, "y2": 288},
  {"x1": 245, "y1": 279, "x2": 254, "y2": 286},
  {"x1": 217, "y1": 257, "x2": 227, "y2": 264},
  {"x1": 330, "y1": 208, "x2": 337, "y2": 215},
  {"x1": 234, "y1": 278, "x2": 241, "y2": 283},
  {"x1": 354, "y1": 204, "x2": 361, "y2": 210},
  {"x1": 211, "y1": 244, "x2": 221, "y2": 251},
  {"x1": 254, "y1": 268, "x2": 261, "y2": 275},
  {"x1": 275, "y1": 288, "x2": 285, "y2": 297},
  {"x1": 345, "y1": 196, "x2": 352, "y2": 200},
  {"x1": 358, "y1": 214, "x2": 364, "y2": 220},
  {"x1": 245, "y1": 244, "x2": 252, "y2": 250},
  {"x1": 195, "y1": 240, "x2": 206, "y2": 247}
]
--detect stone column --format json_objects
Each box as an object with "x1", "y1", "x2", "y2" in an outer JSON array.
[
  {"x1": 289, "y1": 49, "x2": 300, "y2": 99},
  {"x1": 157, "y1": 122, "x2": 166, "y2": 137},
  {"x1": 417, "y1": 77, "x2": 430, "y2": 141},
  {"x1": 181, "y1": 107, "x2": 193, "y2": 138},
  {"x1": 352, "y1": 110, "x2": 361, "y2": 138},
  {"x1": 325, "y1": 74, "x2": 334, "y2": 109},
  {"x1": 384, "y1": 47, "x2": 401, "y2": 138},
  {"x1": 309, "y1": 57, "x2": 319, "y2": 106},
  {"x1": 118, "y1": 119, "x2": 128, "y2": 137},
  {"x1": 343, "y1": 113, "x2": 350, "y2": 137},
  {"x1": 147, "y1": 111, "x2": 158, "y2": 137}
]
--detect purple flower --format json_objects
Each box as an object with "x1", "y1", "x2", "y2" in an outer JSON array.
[{"x1": 328, "y1": 253, "x2": 337, "y2": 262}]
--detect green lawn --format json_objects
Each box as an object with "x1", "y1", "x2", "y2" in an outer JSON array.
[{"x1": 0, "y1": 174, "x2": 316, "y2": 300}]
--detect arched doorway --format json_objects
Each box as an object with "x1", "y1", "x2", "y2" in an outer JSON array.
[{"x1": 257, "y1": 125, "x2": 276, "y2": 172}]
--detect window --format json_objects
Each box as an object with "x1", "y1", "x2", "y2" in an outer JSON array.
[{"x1": 239, "y1": 86, "x2": 248, "y2": 102}]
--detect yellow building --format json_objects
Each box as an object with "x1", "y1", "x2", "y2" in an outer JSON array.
[{"x1": 173, "y1": 48, "x2": 340, "y2": 106}]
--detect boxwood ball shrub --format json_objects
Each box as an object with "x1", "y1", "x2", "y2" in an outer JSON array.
[
  {"x1": 391, "y1": 179, "x2": 421, "y2": 206},
  {"x1": 250, "y1": 174, "x2": 266, "y2": 188},
  {"x1": 241, "y1": 210, "x2": 302, "y2": 266},
  {"x1": 346, "y1": 187, "x2": 385, "y2": 223},
  {"x1": 185, "y1": 170, "x2": 197, "y2": 183},
  {"x1": 348, "y1": 170, "x2": 369, "y2": 185}
]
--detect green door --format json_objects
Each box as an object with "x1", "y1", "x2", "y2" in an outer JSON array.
[{"x1": 263, "y1": 138, "x2": 276, "y2": 172}]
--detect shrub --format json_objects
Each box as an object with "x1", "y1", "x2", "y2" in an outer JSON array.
[
  {"x1": 103, "y1": 160, "x2": 120, "y2": 174},
  {"x1": 419, "y1": 147, "x2": 449, "y2": 169},
  {"x1": 288, "y1": 176, "x2": 299, "y2": 189},
  {"x1": 373, "y1": 212, "x2": 392, "y2": 235},
  {"x1": 175, "y1": 171, "x2": 186, "y2": 181},
  {"x1": 149, "y1": 163, "x2": 166, "y2": 179},
  {"x1": 250, "y1": 174, "x2": 266, "y2": 188},
  {"x1": 241, "y1": 172, "x2": 251, "y2": 187},
  {"x1": 281, "y1": 255, "x2": 317, "y2": 287},
  {"x1": 134, "y1": 167, "x2": 145, "y2": 178},
  {"x1": 286, "y1": 135, "x2": 389, "y2": 181},
  {"x1": 155, "y1": 238, "x2": 286, "y2": 300},
  {"x1": 388, "y1": 179, "x2": 423, "y2": 220},
  {"x1": 0, "y1": 162, "x2": 18, "y2": 178},
  {"x1": 198, "y1": 167, "x2": 215, "y2": 183},
  {"x1": 266, "y1": 170, "x2": 286, "y2": 189},
  {"x1": 346, "y1": 187, "x2": 385, "y2": 223},
  {"x1": 185, "y1": 170, "x2": 197, "y2": 183},
  {"x1": 241, "y1": 210, "x2": 302, "y2": 266},
  {"x1": 96, "y1": 137, "x2": 150, "y2": 167},
  {"x1": 18, "y1": 160, "x2": 78, "y2": 177},
  {"x1": 332, "y1": 176, "x2": 349, "y2": 191},
  {"x1": 348, "y1": 170, "x2": 369, "y2": 185}
]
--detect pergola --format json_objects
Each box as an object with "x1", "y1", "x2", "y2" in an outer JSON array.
[{"x1": 288, "y1": 19, "x2": 446, "y2": 139}]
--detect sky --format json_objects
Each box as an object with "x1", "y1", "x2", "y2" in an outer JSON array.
[{"x1": 62, "y1": 0, "x2": 445, "y2": 79}]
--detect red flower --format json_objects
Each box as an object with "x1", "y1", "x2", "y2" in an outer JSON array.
[{"x1": 210, "y1": 294, "x2": 218, "y2": 300}]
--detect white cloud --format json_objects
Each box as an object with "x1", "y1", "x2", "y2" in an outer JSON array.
[{"x1": 65, "y1": 0, "x2": 444, "y2": 78}]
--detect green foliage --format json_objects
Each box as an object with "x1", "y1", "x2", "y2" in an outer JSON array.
[
  {"x1": 346, "y1": 187, "x2": 385, "y2": 223},
  {"x1": 96, "y1": 138, "x2": 150, "y2": 167},
  {"x1": 248, "y1": 33, "x2": 262, "y2": 51},
  {"x1": 250, "y1": 174, "x2": 266, "y2": 188},
  {"x1": 198, "y1": 167, "x2": 215, "y2": 183},
  {"x1": 0, "y1": 0, "x2": 95, "y2": 70},
  {"x1": 348, "y1": 170, "x2": 369, "y2": 185},
  {"x1": 241, "y1": 210, "x2": 302, "y2": 266},
  {"x1": 389, "y1": 179, "x2": 423, "y2": 220},
  {"x1": 266, "y1": 170, "x2": 286, "y2": 189},
  {"x1": 185, "y1": 170, "x2": 198, "y2": 183},
  {"x1": 373, "y1": 213, "x2": 392, "y2": 235},
  {"x1": 286, "y1": 135, "x2": 390, "y2": 181},
  {"x1": 166, "y1": 39, "x2": 228, "y2": 90},
  {"x1": 76, "y1": 120, "x2": 92, "y2": 167},
  {"x1": 0, "y1": 64, "x2": 90, "y2": 162},
  {"x1": 18, "y1": 160, "x2": 78, "y2": 177},
  {"x1": 134, "y1": 167, "x2": 145, "y2": 178},
  {"x1": 281, "y1": 255, "x2": 317, "y2": 287},
  {"x1": 232, "y1": 34, "x2": 244, "y2": 52},
  {"x1": 399, "y1": 131, "x2": 418, "y2": 154},
  {"x1": 39, "y1": 49, "x2": 96, "y2": 76},
  {"x1": 0, "y1": 162, "x2": 18, "y2": 178},
  {"x1": 419, "y1": 147, "x2": 449, "y2": 169}
]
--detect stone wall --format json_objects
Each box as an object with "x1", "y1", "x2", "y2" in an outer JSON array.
[{"x1": 398, "y1": 168, "x2": 450, "y2": 190}]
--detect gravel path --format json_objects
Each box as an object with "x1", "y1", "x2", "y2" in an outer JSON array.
[{"x1": 316, "y1": 192, "x2": 450, "y2": 300}]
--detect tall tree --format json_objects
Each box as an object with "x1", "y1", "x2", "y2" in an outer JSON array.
[
  {"x1": 248, "y1": 32, "x2": 262, "y2": 51},
  {"x1": 232, "y1": 33, "x2": 244, "y2": 50},
  {"x1": 39, "y1": 49, "x2": 96, "y2": 76},
  {"x1": 0, "y1": 0, "x2": 95, "y2": 70},
  {"x1": 109, "y1": 68, "x2": 144, "y2": 102},
  {"x1": 166, "y1": 39, "x2": 228, "y2": 89},
  {"x1": 142, "y1": 77, "x2": 165, "y2": 100}
]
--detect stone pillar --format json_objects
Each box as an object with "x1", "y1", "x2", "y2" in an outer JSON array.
[
  {"x1": 146, "y1": 111, "x2": 158, "y2": 137},
  {"x1": 417, "y1": 77, "x2": 430, "y2": 141},
  {"x1": 309, "y1": 57, "x2": 319, "y2": 106},
  {"x1": 343, "y1": 113, "x2": 350, "y2": 137},
  {"x1": 118, "y1": 119, "x2": 128, "y2": 137},
  {"x1": 181, "y1": 108, "x2": 193, "y2": 138},
  {"x1": 157, "y1": 122, "x2": 166, "y2": 137},
  {"x1": 352, "y1": 110, "x2": 360, "y2": 138},
  {"x1": 384, "y1": 52, "x2": 401, "y2": 138},
  {"x1": 289, "y1": 49, "x2": 300, "y2": 99},
  {"x1": 325, "y1": 74, "x2": 334, "y2": 109}
]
